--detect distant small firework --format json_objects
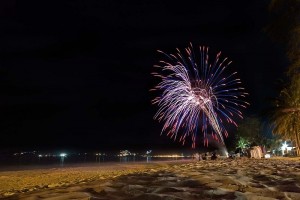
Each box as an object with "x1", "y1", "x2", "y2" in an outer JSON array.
[{"x1": 151, "y1": 44, "x2": 248, "y2": 148}]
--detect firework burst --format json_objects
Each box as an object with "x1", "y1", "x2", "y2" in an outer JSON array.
[{"x1": 151, "y1": 44, "x2": 248, "y2": 148}]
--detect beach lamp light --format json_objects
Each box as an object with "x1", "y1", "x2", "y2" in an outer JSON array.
[{"x1": 281, "y1": 142, "x2": 288, "y2": 155}]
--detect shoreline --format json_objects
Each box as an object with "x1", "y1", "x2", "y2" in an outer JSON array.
[{"x1": 0, "y1": 159, "x2": 193, "y2": 172}]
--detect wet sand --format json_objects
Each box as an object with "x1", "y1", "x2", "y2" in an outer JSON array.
[{"x1": 1, "y1": 158, "x2": 300, "y2": 200}]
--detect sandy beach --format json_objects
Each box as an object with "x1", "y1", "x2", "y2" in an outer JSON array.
[{"x1": 1, "y1": 158, "x2": 300, "y2": 200}]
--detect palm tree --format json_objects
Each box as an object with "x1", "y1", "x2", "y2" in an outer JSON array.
[
  {"x1": 266, "y1": 0, "x2": 300, "y2": 156},
  {"x1": 236, "y1": 137, "x2": 250, "y2": 149},
  {"x1": 271, "y1": 76, "x2": 300, "y2": 156}
]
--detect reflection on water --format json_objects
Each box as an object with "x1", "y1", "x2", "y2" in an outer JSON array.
[
  {"x1": 146, "y1": 156, "x2": 151, "y2": 163},
  {"x1": 0, "y1": 153, "x2": 192, "y2": 171}
]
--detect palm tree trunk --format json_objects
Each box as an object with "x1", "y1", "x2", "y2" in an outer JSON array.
[
  {"x1": 295, "y1": 112, "x2": 300, "y2": 156},
  {"x1": 295, "y1": 113, "x2": 300, "y2": 156},
  {"x1": 295, "y1": 137, "x2": 300, "y2": 156},
  {"x1": 295, "y1": 130, "x2": 300, "y2": 156}
]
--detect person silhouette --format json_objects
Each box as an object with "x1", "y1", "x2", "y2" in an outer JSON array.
[
  {"x1": 202, "y1": 153, "x2": 207, "y2": 160},
  {"x1": 211, "y1": 152, "x2": 217, "y2": 160}
]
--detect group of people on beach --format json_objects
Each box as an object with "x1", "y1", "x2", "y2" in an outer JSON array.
[
  {"x1": 193, "y1": 152, "x2": 218, "y2": 161},
  {"x1": 234, "y1": 145, "x2": 265, "y2": 159},
  {"x1": 193, "y1": 145, "x2": 267, "y2": 161}
]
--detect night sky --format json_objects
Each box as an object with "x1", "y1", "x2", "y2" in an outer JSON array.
[{"x1": 0, "y1": 0, "x2": 287, "y2": 151}]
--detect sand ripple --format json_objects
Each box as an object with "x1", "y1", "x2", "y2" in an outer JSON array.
[{"x1": 1, "y1": 158, "x2": 300, "y2": 199}]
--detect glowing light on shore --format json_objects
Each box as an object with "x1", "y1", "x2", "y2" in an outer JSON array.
[
  {"x1": 152, "y1": 154, "x2": 187, "y2": 158},
  {"x1": 152, "y1": 44, "x2": 248, "y2": 148},
  {"x1": 146, "y1": 150, "x2": 152, "y2": 155}
]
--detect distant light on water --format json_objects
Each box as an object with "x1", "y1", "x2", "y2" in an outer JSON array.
[
  {"x1": 59, "y1": 153, "x2": 67, "y2": 157},
  {"x1": 153, "y1": 154, "x2": 187, "y2": 158}
]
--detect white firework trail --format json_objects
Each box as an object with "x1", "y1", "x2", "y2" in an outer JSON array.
[{"x1": 151, "y1": 44, "x2": 249, "y2": 148}]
